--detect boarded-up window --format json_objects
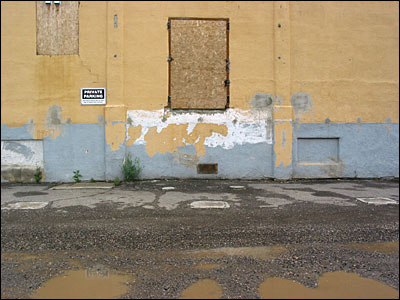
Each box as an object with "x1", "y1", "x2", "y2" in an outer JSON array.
[
  {"x1": 168, "y1": 18, "x2": 229, "y2": 109},
  {"x1": 36, "y1": 1, "x2": 79, "y2": 55}
]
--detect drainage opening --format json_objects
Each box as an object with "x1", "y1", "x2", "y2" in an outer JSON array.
[{"x1": 197, "y1": 164, "x2": 218, "y2": 174}]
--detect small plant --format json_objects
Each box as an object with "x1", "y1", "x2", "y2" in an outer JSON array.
[
  {"x1": 114, "y1": 176, "x2": 121, "y2": 186},
  {"x1": 73, "y1": 170, "x2": 82, "y2": 183},
  {"x1": 122, "y1": 154, "x2": 142, "y2": 181},
  {"x1": 90, "y1": 178, "x2": 95, "y2": 183},
  {"x1": 34, "y1": 167, "x2": 42, "y2": 183}
]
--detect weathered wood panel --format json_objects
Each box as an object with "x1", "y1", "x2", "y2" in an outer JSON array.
[
  {"x1": 36, "y1": 1, "x2": 79, "y2": 55},
  {"x1": 170, "y1": 19, "x2": 227, "y2": 109}
]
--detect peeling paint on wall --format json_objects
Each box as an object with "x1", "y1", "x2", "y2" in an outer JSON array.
[
  {"x1": 127, "y1": 125, "x2": 142, "y2": 147},
  {"x1": 1, "y1": 140, "x2": 44, "y2": 182},
  {"x1": 274, "y1": 121, "x2": 292, "y2": 168},
  {"x1": 126, "y1": 108, "x2": 273, "y2": 157},
  {"x1": 105, "y1": 123, "x2": 125, "y2": 151},
  {"x1": 2, "y1": 141, "x2": 35, "y2": 161},
  {"x1": 25, "y1": 105, "x2": 69, "y2": 140}
]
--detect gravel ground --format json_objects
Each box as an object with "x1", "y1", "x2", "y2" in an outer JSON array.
[{"x1": 1, "y1": 179, "x2": 399, "y2": 298}]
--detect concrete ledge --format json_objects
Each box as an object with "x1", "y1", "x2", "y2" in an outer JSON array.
[
  {"x1": 1, "y1": 165, "x2": 39, "y2": 183},
  {"x1": 50, "y1": 182, "x2": 114, "y2": 190}
]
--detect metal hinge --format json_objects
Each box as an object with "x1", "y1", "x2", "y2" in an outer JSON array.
[
  {"x1": 227, "y1": 22, "x2": 230, "y2": 32},
  {"x1": 226, "y1": 96, "x2": 230, "y2": 108},
  {"x1": 167, "y1": 20, "x2": 171, "y2": 30},
  {"x1": 167, "y1": 56, "x2": 173, "y2": 62},
  {"x1": 226, "y1": 58, "x2": 230, "y2": 72},
  {"x1": 168, "y1": 95, "x2": 171, "y2": 105},
  {"x1": 224, "y1": 80, "x2": 230, "y2": 87}
]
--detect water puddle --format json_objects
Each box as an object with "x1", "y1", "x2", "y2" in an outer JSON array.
[
  {"x1": 179, "y1": 279, "x2": 222, "y2": 299},
  {"x1": 342, "y1": 241, "x2": 399, "y2": 254},
  {"x1": 259, "y1": 271, "x2": 399, "y2": 299},
  {"x1": 30, "y1": 265, "x2": 131, "y2": 299},
  {"x1": 192, "y1": 246, "x2": 287, "y2": 260}
]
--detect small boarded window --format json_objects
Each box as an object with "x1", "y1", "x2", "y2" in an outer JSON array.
[
  {"x1": 36, "y1": 1, "x2": 79, "y2": 55},
  {"x1": 168, "y1": 18, "x2": 229, "y2": 110}
]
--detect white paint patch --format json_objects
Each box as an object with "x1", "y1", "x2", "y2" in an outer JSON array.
[
  {"x1": 1, "y1": 140, "x2": 44, "y2": 167},
  {"x1": 158, "y1": 192, "x2": 240, "y2": 210},
  {"x1": 142, "y1": 205, "x2": 155, "y2": 210},
  {"x1": 230, "y1": 185, "x2": 246, "y2": 189},
  {"x1": 190, "y1": 201, "x2": 230, "y2": 209},
  {"x1": 2, "y1": 202, "x2": 48, "y2": 210},
  {"x1": 162, "y1": 187, "x2": 176, "y2": 190},
  {"x1": 126, "y1": 108, "x2": 273, "y2": 149},
  {"x1": 356, "y1": 197, "x2": 398, "y2": 205}
]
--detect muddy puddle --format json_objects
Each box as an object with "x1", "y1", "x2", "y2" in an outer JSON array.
[
  {"x1": 179, "y1": 279, "x2": 222, "y2": 299},
  {"x1": 342, "y1": 241, "x2": 399, "y2": 254},
  {"x1": 259, "y1": 271, "x2": 399, "y2": 299},
  {"x1": 30, "y1": 265, "x2": 131, "y2": 299}
]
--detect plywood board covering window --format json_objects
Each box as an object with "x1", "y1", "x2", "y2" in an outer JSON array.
[
  {"x1": 169, "y1": 18, "x2": 229, "y2": 109},
  {"x1": 36, "y1": 1, "x2": 79, "y2": 55}
]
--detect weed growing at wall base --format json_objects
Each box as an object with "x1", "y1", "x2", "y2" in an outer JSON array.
[
  {"x1": 73, "y1": 170, "x2": 82, "y2": 183},
  {"x1": 114, "y1": 176, "x2": 121, "y2": 186},
  {"x1": 122, "y1": 154, "x2": 142, "y2": 181},
  {"x1": 34, "y1": 167, "x2": 42, "y2": 183}
]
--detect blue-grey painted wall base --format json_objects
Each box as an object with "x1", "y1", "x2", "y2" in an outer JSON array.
[{"x1": 1, "y1": 122, "x2": 399, "y2": 181}]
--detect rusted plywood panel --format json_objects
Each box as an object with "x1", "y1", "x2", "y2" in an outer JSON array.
[
  {"x1": 170, "y1": 19, "x2": 227, "y2": 109},
  {"x1": 36, "y1": 1, "x2": 79, "y2": 55}
]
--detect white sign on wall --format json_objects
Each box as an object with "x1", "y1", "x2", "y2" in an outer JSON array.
[{"x1": 81, "y1": 88, "x2": 106, "y2": 105}]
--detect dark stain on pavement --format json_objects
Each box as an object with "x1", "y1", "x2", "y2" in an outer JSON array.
[
  {"x1": 13, "y1": 192, "x2": 49, "y2": 198},
  {"x1": 311, "y1": 191, "x2": 350, "y2": 199}
]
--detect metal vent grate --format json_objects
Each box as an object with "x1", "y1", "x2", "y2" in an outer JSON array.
[{"x1": 197, "y1": 163, "x2": 218, "y2": 174}]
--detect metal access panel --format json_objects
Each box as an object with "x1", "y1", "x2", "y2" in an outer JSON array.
[{"x1": 168, "y1": 18, "x2": 229, "y2": 109}]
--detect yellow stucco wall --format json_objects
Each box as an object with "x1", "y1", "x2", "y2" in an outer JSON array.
[
  {"x1": 290, "y1": 1, "x2": 399, "y2": 124},
  {"x1": 1, "y1": 1, "x2": 399, "y2": 153},
  {"x1": 1, "y1": 1, "x2": 107, "y2": 139},
  {"x1": 123, "y1": 1, "x2": 275, "y2": 111}
]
